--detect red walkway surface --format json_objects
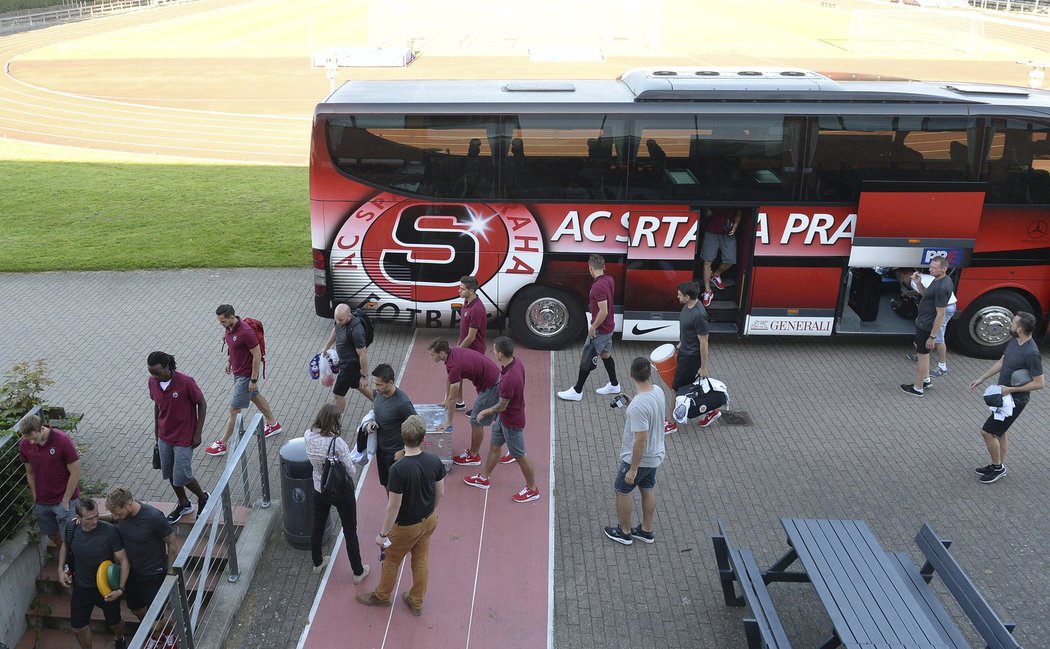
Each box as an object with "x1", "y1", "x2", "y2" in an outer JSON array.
[{"x1": 300, "y1": 335, "x2": 553, "y2": 649}]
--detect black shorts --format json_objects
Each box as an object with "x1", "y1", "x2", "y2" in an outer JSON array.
[
  {"x1": 982, "y1": 400, "x2": 1027, "y2": 437},
  {"x1": 125, "y1": 571, "x2": 167, "y2": 611},
  {"x1": 673, "y1": 352, "x2": 702, "y2": 391},
  {"x1": 333, "y1": 361, "x2": 363, "y2": 397},
  {"x1": 913, "y1": 327, "x2": 933, "y2": 354},
  {"x1": 71, "y1": 584, "x2": 122, "y2": 629},
  {"x1": 376, "y1": 449, "x2": 398, "y2": 488}
]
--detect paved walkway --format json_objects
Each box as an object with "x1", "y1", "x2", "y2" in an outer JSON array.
[{"x1": 2, "y1": 269, "x2": 1048, "y2": 647}]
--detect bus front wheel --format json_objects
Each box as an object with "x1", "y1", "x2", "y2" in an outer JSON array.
[
  {"x1": 508, "y1": 286, "x2": 584, "y2": 350},
  {"x1": 953, "y1": 290, "x2": 1032, "y2": 359}
]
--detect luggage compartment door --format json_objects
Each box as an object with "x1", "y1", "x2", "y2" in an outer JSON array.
[{"x1": 848, "y1": 181, "x2": 986, "y2": 269}]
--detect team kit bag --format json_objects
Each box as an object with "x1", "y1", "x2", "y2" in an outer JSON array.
[{"x1": 673, "y1": 377, "x2": 730, "y2": 423}]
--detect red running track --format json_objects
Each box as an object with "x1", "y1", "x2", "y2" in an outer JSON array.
[{"x1": 300, "y1": 334, "x2": 553, "y2": 649}]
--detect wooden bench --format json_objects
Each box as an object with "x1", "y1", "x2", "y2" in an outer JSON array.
[
  {"x1": 913, "y1": 523, "x2": 1021, "y2": 649},
  {"x1": 713, "y1": 520, "x2": 792, "y2": 649}
]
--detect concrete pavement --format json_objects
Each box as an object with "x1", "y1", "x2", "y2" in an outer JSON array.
[{"x1": 2, "y1": 268, "x2": 1047, "y2": 647}]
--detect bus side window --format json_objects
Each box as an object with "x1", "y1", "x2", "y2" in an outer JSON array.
[
  {"x1": 508, "y1": 115, "x2": 625, "y2": 200},
  {"x1": 986, "y1": 119, "x2": 1050, "y2": 205}
]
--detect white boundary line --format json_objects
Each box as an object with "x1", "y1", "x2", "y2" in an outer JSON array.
[
  {"x1": 547, "y1": 353, "x2": 556, "y2": 649},
  {"x1": 295, "y1": 329, "x2": 419, "y2": 649},
  {"x1": 463, "y1": 489, "x2": 490, "y2": 649}
]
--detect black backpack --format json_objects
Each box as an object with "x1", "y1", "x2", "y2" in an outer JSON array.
[{"x1": 352, "y1": 309, "x2": 374, "y2": 347}]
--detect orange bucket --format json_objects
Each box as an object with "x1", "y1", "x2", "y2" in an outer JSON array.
[{"x1": 650, "y1": 344, "x2": 677, "y2": 390}]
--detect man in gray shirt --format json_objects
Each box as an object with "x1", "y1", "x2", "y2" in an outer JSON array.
[
  {"x1": 319, "y1": 303, "x2": 372, "y2": 412},
  {"x1": 368, "y1": 364, "x2": 418, "y2": 489},
  {"x1": 901, "y1": 256, "x2": 953, "y2": 397},
  {"x1": 604, "y1": 357, "x2": 666, "y2": 546},
  {"x1": 665, "y1": 281, "x2": 714, "y2": 434}
]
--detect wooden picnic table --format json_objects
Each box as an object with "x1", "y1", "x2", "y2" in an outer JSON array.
[{"x1": 775, "y1": 518, "x2": 957, "y2": 648}]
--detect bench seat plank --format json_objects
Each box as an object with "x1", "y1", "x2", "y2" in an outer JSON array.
[
  {"x1": 890, "y1": 552, "x2": 970, "y2": 648},
  {"x1": 734, "y1": 548, "x2": 792, "y2": 649}
]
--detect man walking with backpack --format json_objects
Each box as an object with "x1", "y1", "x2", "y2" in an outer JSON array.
[
  {"x1": 207, "y1": 304, "x2": 282, "y2": 457},
  {"x1": 319, "y1": 303, "x2": 373, "y2": 412}
]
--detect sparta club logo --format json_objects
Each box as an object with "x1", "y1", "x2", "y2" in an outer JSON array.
[{"x1": 331, "y1": 194, "x2": 543, "y2": 307}]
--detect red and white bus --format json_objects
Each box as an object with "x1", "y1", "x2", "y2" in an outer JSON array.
[{"x1": 310, "y1": 67, "x2": 1050, "y2": 358}]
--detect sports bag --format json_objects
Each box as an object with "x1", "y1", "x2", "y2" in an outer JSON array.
[
  {"x1": 321, "y1": 436, "x2": 353, "y2": 500},
  {"x1": 352, "y1": 309, "x2": 374, "y2": 347},
  {"x1": 673, "y1": 378, "x2": 729, "y2": 423}
]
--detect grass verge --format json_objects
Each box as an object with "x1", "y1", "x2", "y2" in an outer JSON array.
[{"x1": 0, "y1": 160, "x2": 308, "y2": 271}]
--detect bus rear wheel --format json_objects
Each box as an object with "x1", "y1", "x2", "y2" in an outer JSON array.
[
  {"x1": 508, "y1": 286, "x2": 584, "y2": 350},
  {"x1": 952, "y1": 290, "x2": 1031, "y2": 359}
]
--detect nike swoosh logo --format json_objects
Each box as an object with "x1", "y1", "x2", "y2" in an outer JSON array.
[{"x1": 631, "y1": 324, "x2": 670, "y2": 335}]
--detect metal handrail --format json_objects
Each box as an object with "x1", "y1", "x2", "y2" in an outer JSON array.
[{"x1": 128, "y1": 412, "x2": 270, "y2": 649}]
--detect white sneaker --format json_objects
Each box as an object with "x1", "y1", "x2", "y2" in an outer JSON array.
[
  {"x1": 557, "y1": 387, "x2": 583, "y2": 402},
  {"x1": 595, "y1": 382, "x2": 621, "y2": 395}
]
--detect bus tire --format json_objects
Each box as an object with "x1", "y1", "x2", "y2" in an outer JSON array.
[
  {"x1": 952, "y1": 289, "x2": 1032, "y2": 359},
  {"x1": 508, "y1": 286, "x2": 584, "y2": 350}
]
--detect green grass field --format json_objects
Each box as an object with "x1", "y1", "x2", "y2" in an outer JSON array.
[
  {"x1": 0, "y1": 0, "x2": 65, "y2": 12},
  {"x1": 0, "y1": 160, "x2": 309, "y2": 271}
]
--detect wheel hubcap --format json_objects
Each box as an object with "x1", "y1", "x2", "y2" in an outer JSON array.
[
  {"x1": 524, "y1": 297, "x2": 568, "y2": 338},
  {"x1": 970, "y1": 306, "x2": 1013, "y2": 347}
]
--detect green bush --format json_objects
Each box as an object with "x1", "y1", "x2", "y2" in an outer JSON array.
[
  {"x1": 0, "y1": 0, "x2": 69, "y2": 12},
  {"x1": 0, "y1": 360, "x2": 53, "y2": 543}
]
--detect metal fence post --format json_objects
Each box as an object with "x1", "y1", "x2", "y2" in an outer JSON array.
[
  {"x1": 256, "y1": 419, "x2": 272, "y2": 508},
  {"x1": 221, "y1": 485, "x2": 240, "y2": 582},
  {"x1": 237, "y1": 416, "x2": 251, "y2": 503},
  {"x1": 171, "y1": 568, "x2": 197, "y2": 649}
]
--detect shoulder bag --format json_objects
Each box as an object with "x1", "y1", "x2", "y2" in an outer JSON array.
[{"x1": 321, "y1": 436, "x2": 353, "y2": 500}]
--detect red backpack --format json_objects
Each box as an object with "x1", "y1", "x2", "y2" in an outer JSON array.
[{"x1": 223, "y1": 317, "x2": 268, "y2": 378}]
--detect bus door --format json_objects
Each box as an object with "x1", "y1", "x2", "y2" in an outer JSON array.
[
  {"x1": 744, "y1": 206, "x2": 848, "y2": 337},
  {"x1": 620, "y1": 208, "x2": 697, "y2": 342},
  {"x1": 840, "y1": 181, "x2": 985, "y2": 333}
]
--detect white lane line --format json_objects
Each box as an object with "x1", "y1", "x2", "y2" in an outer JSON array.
[
  {"x1": 464, "y1": 488, "x2": 490, "y2": 649},
  {"x1": 547, "y1": 352, "x2": 556, "y2": 649}
]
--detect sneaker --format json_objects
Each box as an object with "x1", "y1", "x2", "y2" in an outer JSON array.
[
  {"x1": 402, "y1": 591, "x2": 422, "y2": 616},
  {"x1": 356, "y1": 592, "x2": 391, "y2": 608},
  {"x1": 312, "y1": 555, "x2": 330, "y2": 574},
  {"x1": 353, "y1": 564, "x2": 370, "y2": 585},
  {"x1": 906, "y1": 352, "x2": 918, "y2": 363},
  {"x1": 596, "y1": 382, "x2": 621, "y2": 395},
  {"x1": 205, "y1": 440, "x2": 227, "y2": 457},
  {"x1": 166, "y1": 502, "x2": 193, "y2": 523},
  {"x1": 264, "y1": 422, "x2": 283, "y2": 438},
  {"x1": 453, "y1": 450, "x2": 482, "y2": 466},
  {"x1": 499, "y1": 454, "x2": 516, "y2": 465},
  {"x1": 455, "y1": 401, "x2": 466, "y2": 411},
  {"x1": 923, "y1": 378, "x2": 933, "y2": 388},
  {"x1": 163, "y1": 633, "x2": 177, "y2": 648},
  {"x1": 701, "y1": 291, "x2": 714, "y2": 307},
  {"x1": 512, "y1": 486, "x2": 540, "y2": 503},
  {"x1": 630, "y1": 525, "x2": 655, "y2": 544},
  {"x1": 974, "y1": 464, "x2": 997, "y2": 475},
  {"x1": 712, "y1": 275, "x2": 725, "y2": 290},
  {"x1": 664, "y1": 419, "x2": 678, "y2": 434},
  {"x1": 463, "y1": 473, "x2": 491, "y2": 490},
  {"x1": 557, "y1": 387, "x2": 583, "y2": 402},
  {"x1": 114, "y1": 636, "x2": 128, "y2": 649},
  {"x1": 929, "y1": 366, "x2": 948, "y2": 378},
  {"x1": 979, "y1": 465, "x2": 1007, "y2": 484},
  {"x1": 900, "y1": 384, "x2": 924, "y2": 397},
  {"x1": 197, "y1": 492, "x2": 210, "y2": 519},
  {"x1": 603, "y1": 525, "x2": 633, "y2": 545},
  {"x1": 697, "y1": 410, "x2": 721, "y2": 427}
]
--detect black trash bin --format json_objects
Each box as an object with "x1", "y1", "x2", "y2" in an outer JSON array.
[{"x1": 279, "y1": 438, "x2": 333, "y2": 548}]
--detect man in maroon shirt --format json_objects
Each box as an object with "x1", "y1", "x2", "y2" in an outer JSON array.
[
  {"x1": 207, "y1": 304, "x2": 282, "y2": 457},
  {"x1": 558, "y1": 254, "x2": 621, "y2": 402},
  {"x1": 700, "y1": 207, "x2": 742, "y2": 307},
  {"x1": 147, "y1": 351, "x2": 211, "y2": 523},
  {"x1": 19, "y1": 414, "x2": 80, "y2": 550},
  {"x1": 463, "y1": 337, "x2": 540, "y2": 503},
  {"x1": 426, "y1": 337, "x2": 500, "y2": 467},
  {"x1": 452, "y1": 275, "x2": 487, "y2": 412}
]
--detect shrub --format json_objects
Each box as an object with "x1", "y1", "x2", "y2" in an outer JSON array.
[{"x1": 0, "y1": 360, "x2": 53, "y2": 543}]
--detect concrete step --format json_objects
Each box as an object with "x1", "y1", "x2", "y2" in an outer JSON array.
[
  {"x1": 15, "y1": 627, "x2": 117, "y2": 649},
  {"x1": 26, "y1": 593, "x2": 141, "y2": 634}
]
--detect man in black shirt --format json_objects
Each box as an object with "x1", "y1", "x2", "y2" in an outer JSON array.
[
  {"x1": 105, "y1": 486, "x2": 177, "y2": 619},
  {"x1": 319, "y1": 303, "x2": 372, "y2": 412},
  {"x1": 58, "y1": 498, "x2": 130, "y2": 649},
  {"x1": 969, "y1": 311, "x2": 1044, "y2": 483},
  {"x1": 357, "y1": 415, "x2": 445, "y2": 616},
  {"x1": 368, "y1": 364, "x2": 418, "y2": 489}
]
